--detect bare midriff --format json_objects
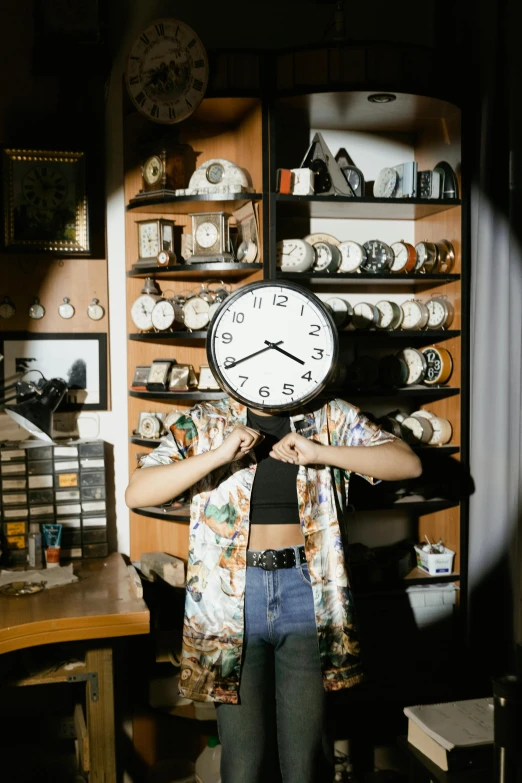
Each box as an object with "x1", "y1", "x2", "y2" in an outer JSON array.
[{"x1": 248, "y1": 522, "x2": 304, "y2": 551}]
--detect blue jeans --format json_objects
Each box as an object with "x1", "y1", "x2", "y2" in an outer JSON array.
[{"x1": 216, "y1": 548, "x2": 334, "y2": 783}]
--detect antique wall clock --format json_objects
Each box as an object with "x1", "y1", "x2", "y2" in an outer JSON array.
[
  {"x1": 207, "y1": 281, "x2": 338, "y2": 411},
  {"x1": 125, "y1": 18, "x2": 209, "y2": 124}
]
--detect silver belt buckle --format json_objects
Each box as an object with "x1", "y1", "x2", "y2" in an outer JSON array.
[{"x1": 260, "y1": 549, "x2": 277, "y2": 570}]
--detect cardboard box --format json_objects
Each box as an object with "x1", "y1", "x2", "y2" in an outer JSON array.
[{"x1": 414, "y1": 545, "x2": 455, "y2": 575}]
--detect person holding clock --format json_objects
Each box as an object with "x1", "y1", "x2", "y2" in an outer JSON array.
[{"x1": 125, "y1": 281, "x2": 422, "y2": 783}]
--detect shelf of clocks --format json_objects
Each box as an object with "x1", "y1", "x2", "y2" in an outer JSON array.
[
  {"x1": 129, "y1": 435, "x2": 459, "y2": 456},
  {"x1": 276, "y1": 195, "x2": 461, "y2": 221},
  {"x1": 128, "y1": 329, "x2": 460, "y2": 345},
  {"x1": 129, "y1": 390, "x2": 227, "y2": 401},
  {"x1": 275, "y1": 271, "x2": 460, "y2": 287},
  {"x1": 127, "y1": 262, "x2": 262, "y2": 280},
  {"x1": 326, "y1": 385, "x2": 459, "y2": 400},
  {"x1": 126, "y1": 192, "x2": 263, "y2": 215}
]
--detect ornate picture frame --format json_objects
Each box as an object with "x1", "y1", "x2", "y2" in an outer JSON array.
[{"x1": 3, "y1": 149, "x2": 90, "y2": 253}]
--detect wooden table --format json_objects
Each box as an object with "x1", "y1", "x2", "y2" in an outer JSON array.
[{"x1": 0, "y1": 553, "x2": 150, "y2": 782}]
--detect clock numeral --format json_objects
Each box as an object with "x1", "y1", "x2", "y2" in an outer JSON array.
[
  {"x1": 192, "y1": 78, "x2": 204, "y2": 91},
  {"x1": 259, "y1": 386, "x2": 270, "y2": 398},
  {"x1": 194, "y1": 59, "x2": 204, "y2": 68},
  {"x1": 135, "y1": 92, "x2": 146, "y2": 107},
  {"x1": 302, "y1": 371, "x2": 312, "y2": 381},
  {"x1": 221, "y1": 332, "x2": 233, "y2": 344},
  {"x1": 238, "y1": 376, "x2": 248, "y2": 387},
  {"x1": 282, "y1": 384, "x2": 294, "y2": 396},
  {"x1": 252, "y1": 297, "x2": 262, "y2": 309},
  {"x1": 272, "y1": 294, "x2": 288, "y2": 307},
  {"x1": 224, "y1": 357, "x2": 236, "y2": 368},
  {"x1": 300, "y1": 305, "x2": 305, "y2": 316},
  {"x1": 311, "y1": 349, "x2": 324, "y2": 360},
  {"x1": 139, "y1": 33, "x2": 150, "y2": 45},
  {"x1": 185, "y1": 99, "x2": 193, "y2": 109},
  {"x1": 168, "y1": 107, "x2": 176, "y2": 120},
  {"x1": 232, "y1": 312, "x2": 244, "y2": 323},
  {"x1": 151, "y1": 104, "x2": 159, "y2": 118},
  {"x1": 188, "y1": 38, "x2": 196, "y2": 48},
  {"x1": 129, "y1": 75, "x2": 139, "y2": 85},
  {"x1": 175, "y1": 25, "x2": 180, "y2": 37},
  {"x1": 309, "y1": 324, "x2": 321, "y2": 336},
  {"x1": 155, "y1": 23, "x2": 164, "y2": 36}
]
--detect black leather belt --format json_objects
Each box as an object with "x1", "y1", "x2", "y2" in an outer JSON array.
[{"x1": 246, "y1": 546, "x2": 306, "y2": 570}]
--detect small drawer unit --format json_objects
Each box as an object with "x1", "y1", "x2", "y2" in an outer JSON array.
[{"x1": 1, "y1": 440, "x2": 109, "y2": 564}]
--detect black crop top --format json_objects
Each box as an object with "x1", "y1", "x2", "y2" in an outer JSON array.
[{"x1": 247, "y1": 409, "x2": 300, "y2": 525}]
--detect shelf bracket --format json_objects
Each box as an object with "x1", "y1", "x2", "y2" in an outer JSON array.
[{"x1": 67, "y1": 671, "x2": 99, "y2": 702}]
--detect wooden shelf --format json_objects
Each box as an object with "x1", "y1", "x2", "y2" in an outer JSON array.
[
  {"x1": 277, "y1": 271, "x2": 460, "y2": 287},
  {"x1": 276, "y1": 194, "x2": 461, "y2": 220},
  {"x1": 133, "y1": 505, "x2": 191, "y2": 523},
  {"x1": 412, "y1": 445, "x2": 460, "y2": 456},
  {"x1": 127, "y1": 192, "x2": 262, "y2": 214},
  {"x1": 403, "y1": 567, "x2": 460, "y2": 583},
  {"x1": 129, "y1": 331, "x2": 207, "y2": 342},
  {"x1": 326, "y1": 385, "x2": 460, "y2": 400},
  {"x1": 338, "y1": 329, "x2": 460, "y2": 341},
  {"x1": 129, "y1": 390, "x2": 227, "y2": 401},
  {"x1": 128, "y1": 262, "x2": 262, "y2": 280},
  {"x1": 130, "y1": 436, "x2": 167, "y2": 447},
  {"x1": 353, "y1": 499, "x2": 459, "y2": 514}
]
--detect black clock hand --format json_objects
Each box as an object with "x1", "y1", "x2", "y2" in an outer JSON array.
[
  {"x1": 225, "y1": 341, "x2": 283, "y2": 368},
  {"x1": 265, "y1": 341, "x2": 305, "y2": 365}
]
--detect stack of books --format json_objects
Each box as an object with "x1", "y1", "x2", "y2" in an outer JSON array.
[{"x1": 404, "y1": 697, "x2": 494, "y2": 772}]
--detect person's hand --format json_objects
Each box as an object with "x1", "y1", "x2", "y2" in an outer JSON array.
[
  {"x1": 215, "y1": 425, "x2": 264, "y2": 464},
  {"x1": 270, "y1": 432, "x2": 322, "y2": 466}
]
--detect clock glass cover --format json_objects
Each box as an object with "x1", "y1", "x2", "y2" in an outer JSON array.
[{"x1": 207, "y1": 281, "x2": 338, "y2": 410}]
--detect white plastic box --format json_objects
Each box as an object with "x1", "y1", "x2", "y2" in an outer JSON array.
[{"x1": 414, "y1": 544, "x2": 455, "y2": 575}]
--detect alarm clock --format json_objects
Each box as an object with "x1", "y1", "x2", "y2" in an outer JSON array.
[
  {"x1": 324, "y1": 297, "x2": 353, "y2": 329},
  {"x1": 361, "y1": 240, "x2": 394, "y2": 273},
  {"x1": 390, "y1": 241, "x2": 416, "y2": 273},
  {"x1": 396, "y1": 347, "x2": 428, "y2": 385},
  {"x1": 206, "y1": 280, "x2": 338, "y2": 411},
  {"x1": 400, "y1": 300, "x2": 429, "y2": 331},
  {"x1": 130, "y1": 278, "x2": 162, "y2": 332},
  {"x1": 420, "y1": 345, "x2": 453, "y2": 385},
  {"x1": 352, "y1": 302, "x2": 380, "y2": 329},
  {"x1": 276, "y1": 239, "x2": 315, "y2": 273},
  {"x1": 426, "y1": 296, "x2": 455, "y2": 330},
  {"x1": 338, "y1": 241, "x2": 367, "y2": 273},
  {"x1": 375, "y1": 300, "x2": 403, "y2": 330},
  {"x1": 312, "y1": 242, "x2": 341, "y2": 273}
]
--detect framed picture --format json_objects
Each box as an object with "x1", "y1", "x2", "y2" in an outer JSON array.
[
  {"x1": 3, "y1": 149, "x2": 90, "y2": 253},
  {"x1": 0, "y1": 333, "x2": 107, "y2": 411}
]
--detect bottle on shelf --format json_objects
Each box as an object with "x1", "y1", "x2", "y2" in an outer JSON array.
[
  {"x1": 195, "y1": 735, "x2": 221, "y2": 783},
  {"x1": 28, "y1": 523, "x2": 43, "y2": 569}
]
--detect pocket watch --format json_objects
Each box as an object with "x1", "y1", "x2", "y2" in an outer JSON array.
[
  {"x1": 276, "y1": 239, "x2": 316, "y2": 273},
  {"x1": 426, "y1": 296, "x2": 455, "y2": 330},
  {"x1": 390, "y1": 241, "x2": 416, "y2": 273},
  {"x1": 157, "y1": 249, "x2": 177, "y2": 267},
  {"x1": 87, "y1": 298, "x2": 105, "y2": 321},
  {"x1": 130, "y1": 278, "x2": 162, "y2": 332},
  {"x1": 376, "y1": 300, "x2": 403, "y2": 330},
  {"x1": 312, "y1": 241, "x2": 341, "y2": 273},
  {"x1": 420, "y1": 345, "x2": 453, "y2": 385},
  {"x1": 324, "y1": 297, "x2": 353, "y2": 329},
  {"x1": 28, "y1": 297, "x2": 45, "y2": 320},
  {"x1": 361, "y1": 240, "x2": 394, "y2": 273},
  {"x1": 338, "y1": 240, "x2": 367, "y2": 273},
  {"x1": 58, "y1": 297, "x2": 75, "y2": 319},
  {"x1": 396, "y1": 347, "x2": 427, "y2": 385},
  {"x1": 414, "y1": 241, "x2": 439, "y2": 273},
  {"x1": 378, "y1": 354, "x2": 408, "y2": 388},
  {"x1": 182, "y1": 294, "x2": 211, "y2": 330},
  {"x1": 352, "y1": 302, "x2": 380, "y2": 329},
  {"x1": 400, "y1": 300, "x2": 429, "y2": 330},
  {"x1": 401, "y1": 415, "x2": 434, "y2": 444},
  {"x1": 0, "y1": 296, "x2": 16, "y2": 319},
  {"x1": 435, "y1": 239, "x2": 456, "y2": 273}
]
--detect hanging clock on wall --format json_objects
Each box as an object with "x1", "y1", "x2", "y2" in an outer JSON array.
[
  {"x1": 207, "y1": 281, "x2": 338, "y2": 411},
  {"x1": 125, "y1": 18, "x2": 209, "y2": 124}
]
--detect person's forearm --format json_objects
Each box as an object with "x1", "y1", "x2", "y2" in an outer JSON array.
[
  {"x1": 316, "y1": 440, "x2": 422, "y2": 481},
  {"x1": 125, "y1": 449, "x2": 224, "y2": 509}
]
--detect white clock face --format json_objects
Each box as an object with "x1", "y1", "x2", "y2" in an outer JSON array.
[
  {"x1": 139, "y1": 223, "x2": 160, "y2": 258},
  {"x1": 195, "y1": 221, "x2": 219, "y2": 249},
  {"x1": 401, "y1": 301, "x2": 424, "y2": 330},
  {"x1": 338, "y1": 241, "x2": 364, "y2": 272},
  {"x1": 376, "y1": 300, "x2": 401, "y2": 330},
  {"x1": 131, "y1": 294, "x2": 157, "y2": 331},
  {"x1": 151, "y1": 300, "x2": 175, "y2": 331},
  {"x1": 183, "y1": 297, "x2": 210, "y2": 330},
  {"x1": 276, "y1": 239, "x2": 315, "y2": 272},
  {"x1": 126, "y1": 18, "x2": 209, "y2": 124},
  {"x1": 397, "y1": 348, "x2": 426, "y2": 385},
  {"x1": 208, "y1": 282, "x2": 337, "y2": 410},
  {"x1": 390, "y1": 242, "x2": 409, "y2": 272}
]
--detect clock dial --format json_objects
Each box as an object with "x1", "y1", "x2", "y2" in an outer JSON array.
[
  {"x1": 352, "y1": 302, "x2": 379, "y2": 329},
  {"x1": 195, "y1": 221, "x2": 218, "y2": 249},
  {"x1": 400, "y1": 300, "x2": 429, "y2": 330},
  {"x1": 151, "y1": 299, "x2": 176, "y2": 331},
  {"x1": 420, "y1": 345, "x2": 453, "y2": 385},
  {"x1": 325, "y1": 297, "x2": 352, "y2": 329},
  {"x1": 143, "y1": 155, "x2": 163, "y2": 186},
  {"x1": 374, "y1": 167, "x2": 398, "y2": 198},
  {"x1": 139, "y1": 223, "x2": 160, "y2": 258},
  {"x1": 390, "y1": 241, "x2": 416, "y2": 273},
  {"x1": 183, "y1": 296, "x2": 210, "y2": 330},
  {"x1": 376, "y1": 300, "x2": 403, "y2": 330},
  {"x1": 125, "y1": 18, "x2": 209, "y2": 124},
  {"x1": 29, "y1": 298, "x2": 45, "y2": 320},
  {"x1": 206, "y1": 163, "x2": 224, "y2": 184},
  {"x1": 131, "y1": 294, "x2": 159, "y2": 331},
  {"x1": 207, "y1": 281, "x2": 338, "y2": 410},
  {"x1": 312, "y1": 241, "x2": 341, "y2": 272},
  {"x1": 396, "y1": 347, "x2": 427, "y2": 385},
  {"x1": 87, "y1": 299, "x2": 105, "y2": 321},
  {"x1": 338, "y1": 240, "x2": 366, "y2": 273},
  {"x1": 22, "y1": 165, "x2": 68, "y2": 210},
  {"x1": 362, "y1": 240, "x2": 394, "y2": 273},
  {"x1": 276, "y1": 239, "x2": 315, "y2": 272},
  {"x1": 0, "y1": 297, "x2": 15, "y2": 319}
]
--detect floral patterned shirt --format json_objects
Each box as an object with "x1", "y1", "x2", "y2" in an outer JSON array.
[{"x1": 138, "y1": 396, "x2": 396, "y2": 703}]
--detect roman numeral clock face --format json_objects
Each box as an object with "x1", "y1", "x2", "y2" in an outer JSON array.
[
  {"x1": 125, "y1": 18, "x2": 209, "y2": 124},
  {"x1": 208, "y1": 283, "x2": 338, "y2": 410}
]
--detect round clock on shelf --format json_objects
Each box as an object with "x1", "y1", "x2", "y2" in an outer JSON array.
[
  {"x1": 426, "y1": 296, "x2": 455, "y2": 330},
  {"x1": 130, "y1": 277, "x2": 162, "y2": 332},
  {"x1": 395, "y1": 347, "x2": 428, "y2": 385},
  {"x1": 390, "y1": 241, "x2": 416, "y2": 273},
  {"x1": 125, "y1": 18, "x2": 209, "y2": 124},
  {"x1": 338, "y1": 240, "x2": 366, "y2": 273},
  {"x1": 420, "y1": 345, "x2": 453, "y2": 385},
  {"x1": 206, "y1": 281, "x2": 338, "y2": 411},
  {"x1": 361, "y1": 240, "x2": 394, "y2": 273},
  {"x1": 276, "y1": 239, "x2": 315, "y2": 273},
  {"x1": 376, "y1": 300, "x2": 403, "y2": 330}
]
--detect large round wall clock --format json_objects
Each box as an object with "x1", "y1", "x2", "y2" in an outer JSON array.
[
  {"x1": 125, "y1": 18, "x2": 209, "y2": 124},
  {"x1": 207, "y1": 281, "x2": 338, "y2": 411}
]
